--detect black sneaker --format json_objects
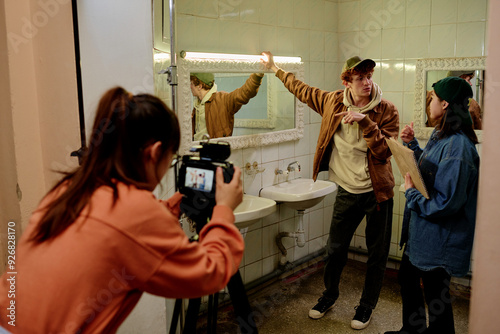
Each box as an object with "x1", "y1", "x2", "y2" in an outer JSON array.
[
  {"x1": 351, "y1": 305, "x2": 372, "y2": 329},
  {"x1": 308, "y1": 296, "x2": 335, "y2": 319}
]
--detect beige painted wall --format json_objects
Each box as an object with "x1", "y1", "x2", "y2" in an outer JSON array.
[
  {"x1": 0, "y1": 0, "x2": 80, "y2": 271},
  {"x1": 469, "y1": 1, "x2": 500, "y2": 333}
]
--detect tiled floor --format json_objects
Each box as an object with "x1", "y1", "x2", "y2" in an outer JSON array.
[{"x1": 197, "y1": 259, "x2": 470, "y2": 333}]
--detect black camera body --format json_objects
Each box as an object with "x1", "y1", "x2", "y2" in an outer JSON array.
[{"x1": 177, "y1": 141, "x2": 234, "y2": 229}]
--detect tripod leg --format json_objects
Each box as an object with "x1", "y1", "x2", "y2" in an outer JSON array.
[
  {"x1": 207, "y1": 294, "x2": 214, "y2": 334},
  {"x1": 183, "y1": 298, "x2": 201, "y2": 333},
  {"x1": 210, "y1": 292, "x2": 219, "y2": 334},
  {"x1": 169, "y1": 299, "x2": 183, "y2": 334},
  {"x1": 227, "y1": 271, "x2": 258, "y2": 334}
]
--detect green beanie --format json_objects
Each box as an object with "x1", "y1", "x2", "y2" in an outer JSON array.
[
  {"x1": 191, "y1": 73, "x2": 214, "y2": 86},
  {"x1": 432, "y1": 76, "x2": 473, "y2": 126}
]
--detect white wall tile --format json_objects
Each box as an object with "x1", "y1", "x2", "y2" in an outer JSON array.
[
  {"x1": 404, "y1": 26, "x2": 430, "y2": 59},
  {"x1": 380, "y1": 61, "x2": 405, "y2": 92},
  {"x1": 382, "y1": 0, "x2": 406, "y2": 29},
  {"x1": 276, "y1": 27, "x2": 295, "y2": 55},
  {"x1": 431, "y1": 0, "x2": 458, "y2": 25},
  {"x1": 240, "y1": 1, "x2": 259, "y2": 23},
  {"x1": 293, "y1": 0, "x2": 310, "y2": 29},
  {"x1": 457, "y1": 0, "x2": 488, "y2": 22},
  {"x1": 429, "y1": 24, "x2": 457, "y2": 58},
  {"x1": 403, "y1": 60, "x2": 416, "y2": 93},
  {"x1": 243, "y1": 260, "x2": 262, "y2": 283},
  {"x1": 359, "y1": 28, "x2": 382, "y2": 61},
  {"x1": 325, "y1": 32, "x2": 339, "y2": 62},
  {"x1": 278, "y1": 141, "x2": 295, "y2": 160},
  {"x1": 309, "y1": 209, "x2": 324, "y2": 239},
  {"x1": 176, "y1": 15, "x2": 197, "y2": 52},
  {"x1": 403, "y1": 92, "x2": 415, "y2": 124},
  {"x1": 244, "y1": 229, "x2": 263, "y2": 263},
  {"x1": 260, "y1": 0, "x2": 277, "y2": 25},
  {"x1": 456, "y1": 22, "x2": 486, "y2": 57},
  {"x1": 381, "y1": 28, "x2": 405, "y2": 59},
  {"x1": 324, "y1": 1, "x2": 338, "y2": 32},
  {"x1": 406, "y1": 0, "x2": 431, "y2": 27},
  {"x1": 196, "y1": 18, "x2": 220, "y2": 52},
  {"x1": 310, "y1": 31, "x2": 325, "y2": 62},
  {"x1": 277, "y1": 0, "x2": 294, "y2": 27},
  {"x1": 338, "y1": 31, "x2": 360, "y2": 60},
  {"x1": 259, "y1": 25, "x2": 278, "y2": 53},
  {"x1": 338, "y1": 1, "x2": 360, "y2": 32},
  {"x1": 309, "y1": 0, "x2": 325, "y2": 31},
  {"x1": 360, "y1": 0, "x2": 384, "y2": 30},
  {"x1": 293, "y1": 29, "x2": 310, "y2": 62}
]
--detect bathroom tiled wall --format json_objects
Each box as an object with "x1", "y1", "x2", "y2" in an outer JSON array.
[{"x1": 154, "y1": 0, "x2": 487, "y2": 286}]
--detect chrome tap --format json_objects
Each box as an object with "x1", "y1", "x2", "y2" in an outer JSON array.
[{"x1": 287, "y1": 161, "x2": 301, "y2": 173}]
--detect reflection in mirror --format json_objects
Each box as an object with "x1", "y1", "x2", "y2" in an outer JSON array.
[
  {"x1": 190, "y1": 72, "x2": 265, "y2": 140},
  {"x1": 177, "y1": 56, "x2": 304, "y2": 154},
  {"x1": 425, "y1": 70, "x2": 485, "y2": 130},
  {"x1": 189, "y1": 72, "x2": 296, "y2": 139},
  {"x1": 413, "y1": 57, "x2": 486, "y2": 142}
]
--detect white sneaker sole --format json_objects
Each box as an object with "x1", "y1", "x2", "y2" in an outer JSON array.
[
  {"x1": 351, "y1": 316, "x2": 371, "y2": 330},
  {"x1": 308, "y1": 304, "x2": 334, "y2": 319}
]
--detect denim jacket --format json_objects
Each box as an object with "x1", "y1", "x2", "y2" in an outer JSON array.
[{"x1": 402, "y1": 130, "x2": 479, "y2": 276}]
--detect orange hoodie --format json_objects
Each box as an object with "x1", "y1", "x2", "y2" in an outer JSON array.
[{"x1": 0, "y1": 182, "x2": 244, "y2": 333}]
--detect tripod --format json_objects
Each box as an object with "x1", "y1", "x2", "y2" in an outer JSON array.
[{"x1": 169, "y1": 212, "x2": 258, "y2": 333}]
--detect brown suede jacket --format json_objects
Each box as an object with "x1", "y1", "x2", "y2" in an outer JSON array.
[
  {"x1": 192, "y1": 73, "x2": 264, "y2": 138},
  {"x1": 276, "y1": 69, "x2": 400, "y2": 203}
]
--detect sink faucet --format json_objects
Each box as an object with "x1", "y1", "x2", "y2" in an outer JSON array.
[{"x1": 287, "y1": 161, "x2": 301, "y2": 173}]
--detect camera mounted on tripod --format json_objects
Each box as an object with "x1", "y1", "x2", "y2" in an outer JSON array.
[{"x1": 177, "y1": 139, "x2": 234, "y2": 232}]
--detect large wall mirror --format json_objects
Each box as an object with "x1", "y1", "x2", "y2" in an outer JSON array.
[
  {"x1": 413, "y1": 57, "x2": 486, "y2": 142},
  {"x1": 177, "y1": 57, "x2": 305, "y2": 154}
]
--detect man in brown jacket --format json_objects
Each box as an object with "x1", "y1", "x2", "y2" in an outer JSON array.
[
  {"x1": 190, "y1": 72, "x2": 264, "y2": 140},
  {"x1": 261, "y1": 51, "x2": 399, "y2": 330}
]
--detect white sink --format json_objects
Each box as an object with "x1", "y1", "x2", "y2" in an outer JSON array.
[
  {"x1": 234, "y1": 194, "x2": 276, "y2": 228},
  {"x1": 259, "y1": 179, "x2": 337, "y2": 211}
]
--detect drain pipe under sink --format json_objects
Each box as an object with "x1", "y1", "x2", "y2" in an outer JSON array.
[{"x1": 276, "y1": 210, "x2": 306, "y2": 266}]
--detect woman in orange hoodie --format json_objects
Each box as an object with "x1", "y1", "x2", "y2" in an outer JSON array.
[{"x1": 0, "y1": 87, "x2": 244, "y2": 333}]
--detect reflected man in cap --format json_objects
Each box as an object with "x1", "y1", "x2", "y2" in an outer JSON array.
[
  {"x1": 261, "y1": 51, "x2": 399, "y2": 330},
  {"x1": 190, "y1": 72, "x2": 264, "y2": 140}
]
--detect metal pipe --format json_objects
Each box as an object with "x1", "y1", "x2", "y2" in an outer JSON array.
[{"x1": 168, "y1": 0, "x2": 177, "y2": 113}]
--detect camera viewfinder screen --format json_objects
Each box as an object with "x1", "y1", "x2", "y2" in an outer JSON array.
[{"x1": 185, "y1": 167, "x2": 214, "y2": 192}]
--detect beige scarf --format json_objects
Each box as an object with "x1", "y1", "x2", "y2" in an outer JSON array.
[{"x1": 342, "y1": 82, "x2": 382, "y2": 139}]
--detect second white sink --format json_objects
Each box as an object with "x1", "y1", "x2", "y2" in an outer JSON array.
[
  {"x1": 259, "y1": 178, "x2": 337, "y2": 211},
  {"x1": 234, "y1": 194, "x2": 276, "y2": 228}
]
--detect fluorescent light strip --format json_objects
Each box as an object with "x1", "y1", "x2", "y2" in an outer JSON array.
[{"x1": 181, "y1": 51, "x2": 301, "y2": 63}]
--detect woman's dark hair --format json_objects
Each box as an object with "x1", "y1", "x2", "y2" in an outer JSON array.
[
  {"x1": 434, "y1": 93, "x2": 478, "y2": 144},
  {"x1": 30, "y1": 87, "x2": 180, "y2": 242}
]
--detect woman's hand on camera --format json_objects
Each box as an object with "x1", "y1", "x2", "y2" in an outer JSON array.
[{"x1": 215, "y1": 166, "x2": 243, "y2": 211}]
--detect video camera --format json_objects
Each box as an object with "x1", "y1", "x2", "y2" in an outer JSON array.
[{"x1": 177, "y1": 140, "x2": 234, "y2": 231}]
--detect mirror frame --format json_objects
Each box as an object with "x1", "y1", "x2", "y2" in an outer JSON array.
[
  {"x1": 413, "y1": 56, "x2": 486, "y2": 142},
  {"x1": 177, "y1": 57, "x2": 305, "y2": 154}
]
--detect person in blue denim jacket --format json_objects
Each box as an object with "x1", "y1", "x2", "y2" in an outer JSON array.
[{"x1": 385, "y1": 77, "x2": 479, "y2": 334}]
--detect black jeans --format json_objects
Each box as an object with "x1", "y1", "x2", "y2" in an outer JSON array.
[
  {"x1": 398, "y1": 253, "x2": 455, "y2": 334},
  {"x1": 323, "y1": 186, "x2": 393, "y2": 309}
]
